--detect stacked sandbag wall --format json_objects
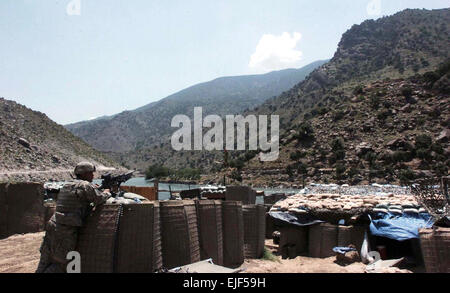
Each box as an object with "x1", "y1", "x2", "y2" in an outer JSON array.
[
  {"x1": 222, "y1": 201, "x2": 244, "y2": 267},
  {"x1": 160, "y1": 200, "x2": 200, "y2": 269},
  {"x1": 419, "y1": 227, "x2": 450, "y2": 273},
  {"x1": 195, "y1": 200, "x2": 223, "y2": 265},
  {"x1": 242, "y1": 204, "x2": 265, "y2": 259}
]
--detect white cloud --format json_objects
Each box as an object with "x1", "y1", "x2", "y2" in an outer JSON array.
[{"x1": 249, "y1": 32, "x2": 303, "y2": 73}]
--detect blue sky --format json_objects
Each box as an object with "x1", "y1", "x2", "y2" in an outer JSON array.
[{"x1": 0, "y1": 0, "x2": 448, "y2": 124}]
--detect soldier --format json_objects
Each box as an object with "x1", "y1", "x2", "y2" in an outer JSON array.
[{"x1": 36, "y1": 162, "x2": 111, "y2": 273}]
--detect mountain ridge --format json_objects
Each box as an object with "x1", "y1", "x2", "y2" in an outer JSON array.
[{"x1": 65, "y1": 60, "x2": 328, "y2": 153}]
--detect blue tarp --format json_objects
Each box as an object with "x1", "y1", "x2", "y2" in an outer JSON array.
[
  {"x1": 369, "y1": 212, "x2": 434, "y2": 241},
  {"x1": 333, "y1": 247, "x2": 357, "y2": 255}
]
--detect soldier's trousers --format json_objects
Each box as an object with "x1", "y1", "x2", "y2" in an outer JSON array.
[{"x1": 35, "y1": 220, "x2": 78, "y2": 273}]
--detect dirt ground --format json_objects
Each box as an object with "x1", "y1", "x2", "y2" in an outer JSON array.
[
  {"x1": 0, "y1": 233, "x2": 411, "y2": 273},
  {"x1": 0, "y1": 232, "x2": 44, "y2": 273},
  {"x1": 241, "y1": 240, "x2": 367, "y2": 273}
]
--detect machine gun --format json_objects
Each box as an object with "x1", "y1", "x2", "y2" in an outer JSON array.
[{"x1": 99, "y1": 171, "x2": 134, "y2": 197}]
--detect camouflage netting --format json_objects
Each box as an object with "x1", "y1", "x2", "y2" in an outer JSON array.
[
  {"x1": 160, "y1": 200, "x2": 200, "y2": 269},
  {"x1": 195, "y1": 200, "x2": 223, "y2": 265}
]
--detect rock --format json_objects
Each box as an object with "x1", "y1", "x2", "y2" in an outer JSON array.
[
  {"x1": 336, "y1": 250, "x2": 360, "y2": 264},
  {"x1": 436, "y1": 129, "x2": 450, "y2": 143},
  {"x1": 356, "y1": 142, "x2": 373, "y2": 156},
  {"x1": 17, "y1": 138, "x2": 31, "y2": 149}
]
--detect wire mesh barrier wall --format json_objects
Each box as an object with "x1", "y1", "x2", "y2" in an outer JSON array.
[
  {"x1": 76, "y1": 204, "x2": 122, "y2": 273},
  {"x1": 337, "y1": 225, "x2": 366, "y2": 253},
  {"x1": 0, "y1": 182, "x2": 45, "y2": 239},
  {"x1": 116, "y1": 203, "x2": 154, "y2": 273},
  {"x1": 309, "y1": 223, "x2": 339, "y2": 258},
  {"x1": 195, "y1": 200, "x2": 223, "y2": 265},
  {"x1": 222, "y1": 201, "x2": 244, "y2": 267},
  {"x1": 152, "y1": 201, "x2": 163, "y2": 271},
  {"x1": 160, "y1": 200, "x2": 200, "y2": 269},
  {"x1": 242, "y1": 204, "x2": 266, "y2": 259},
  {"x1": 419, "y1": 227, "x2": 450, "y2": 273}
]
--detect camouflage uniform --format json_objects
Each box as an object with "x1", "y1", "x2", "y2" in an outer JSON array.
[{"x1": 36, "y1": 180, "x2": 110, "y2": 273}]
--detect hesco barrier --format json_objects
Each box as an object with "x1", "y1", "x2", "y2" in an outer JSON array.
[
  {"x1": 337, "y1": 225, "x2": 366, "y2": 252},
  {"x1": 116, "y1": 203, "x2": 154, "y2": 273},
  {"x1": 225, "y1": 186, "x2": 256, "y2": 204},
  {"x1": 152, "y1": 201, "x2": 163, "y2": 271},
  {"x1": 195, "y1": 200, "x2": 223, "y2": 265},
  {"x1": 1, "y1": 182, "x2": 45, "y2": 239},
  {"x1": 76, "y1": 204, "x2": 122, "y2": 273},
  {"x1": 120, "y1": 186, "x2": 157, "y2": 201},
  {"x1": 160, "y1": 200, "x2": 200, "y2": 269},
  {"x1": 279, "y1": 226, "x2": 308, "y2": 257},
  {"x1": 222, "y1": 201, "x2": 244, "y2": 267},
  {"x1": 0, "y1": 183, "x2": 7, "y2": 238},
  {"x1": 419, "y1": 227, "x2": 450, "y2": 273},
  {"x1": 309, "y1": 223, "x2": 338, "y2": 258},
  {"x1": 242, "y1": 205, "x2": 265, "y2": 259},
  {"x1": 264, "y1": 204, "x2": 275, "y2": 239}
]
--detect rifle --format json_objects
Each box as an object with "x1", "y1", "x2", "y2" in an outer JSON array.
[{"x1": 99, "y1": 171, "x2": 134, "y2": 197}]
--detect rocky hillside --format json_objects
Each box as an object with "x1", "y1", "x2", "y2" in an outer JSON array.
[
  {"x1": 204, "y1": 8, "x2": 450, "y2": 186},
  {"x1": 0, "y1": 98, "x2": 120, "y2": 181},
  {"x1": 66, "y1": 60, "x2": 327, "y2": 153}
]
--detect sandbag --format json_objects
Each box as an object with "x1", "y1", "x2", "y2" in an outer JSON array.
[
  {"x1": 222, "y1": 201, "x2": 244, "y2": 267},
  {"x1": 242, "y1": 205, "x2": 266, "y2": 259},
  {"x1": 419, "y1": 227, "x2": 450, "y2": 273},
  {"x1": 196, "y1": 200, "x2": 223, "y2": 265},
  {"x1": 76, "y1": 204, "x2": 122, "y2": 273},
  {"x1": 5, "y1": 182, "x2": 45, "y2": 236},
  {"x1": 160, "y1": 200, "x2": 200, "y2": 269},
  {"x1": 308, "y1": 223, "x2": 338, "y2": 258}
]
